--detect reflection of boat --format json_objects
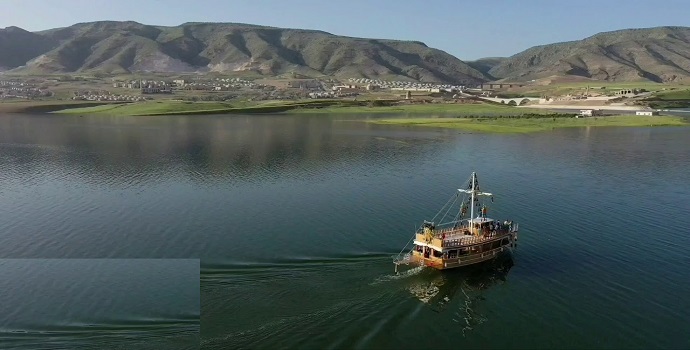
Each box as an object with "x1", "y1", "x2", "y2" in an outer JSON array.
[
  {"x1": 394, "y1": 172, "x2": 519, "y2": 273},
  {"x1": 407, "y1": 255, "x2": 514, "y2": 312}
]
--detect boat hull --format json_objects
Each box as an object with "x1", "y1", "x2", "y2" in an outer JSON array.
[{"x1": 409, "y1": 237, "x2": 516, "y2": 271}]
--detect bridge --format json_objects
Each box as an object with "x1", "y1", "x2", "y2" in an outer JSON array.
[{"x1": 475, "y1": 96, "x2": 541, "y2": 105}]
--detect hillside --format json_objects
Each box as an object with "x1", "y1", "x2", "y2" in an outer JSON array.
[
  {"x1": 0, "y1": 26, "x2": 55, "y2": 71},
  {"x1": 465, "y1": 57, "x2": 506, "y2": 80},
  {"x1": 0, "y1": 21, "x2": 487, "y2": 84},
  {"x1": 487, "y1": 26, "x2": 690, "y2": 83}
]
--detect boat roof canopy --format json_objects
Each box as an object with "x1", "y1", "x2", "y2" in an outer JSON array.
[{"x1": 468, "y1": 217, "x2": 495, "y2": 224}]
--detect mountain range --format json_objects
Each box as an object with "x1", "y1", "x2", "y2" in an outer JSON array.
[
  {"x1": 1, "y1": 21, "x2": 690, "y2": 83},
  {"x1": 485, "y1": 26, "x2": 690, "y2": 83},
  {"x1": 0, "y1": 21, "x2": 485, "y2": 84}
]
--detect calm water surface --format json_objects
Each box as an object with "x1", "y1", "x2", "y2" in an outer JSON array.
[
  {"x1": 0, "y1": 259, "x2": 199, "y2": 350},
  {"x1": 1, "y1": 113, "x2": 689, "y2": 349}
]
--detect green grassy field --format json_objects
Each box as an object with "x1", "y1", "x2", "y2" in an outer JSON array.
[
  {"x1": 369, "y1": 115, "x2": 688, "y2": 133},
  {"x1": 0, "y1": 100, "x2": 121, "y2": 113},
  {"x1": 284, "y1": 103, "x2": 549, "y2": 115},
  {"x1": 649, "y1": 89, "x2": 690, "y2": 100},
  {"x1": 52, "y1": 99, "x2": 369, "y2": 115},
  {"x1": 642, "y1": 88, "x2": 690, "y2": 108},
  {"x1": 48, "y1": 100, "x2": 552, "y2": 116},
  {"x1": 513, "y1": 81, "x2": 686, "y2": 97},
  {"x1": 53, "y1": 101, "x2": 235, "y2": 115}
]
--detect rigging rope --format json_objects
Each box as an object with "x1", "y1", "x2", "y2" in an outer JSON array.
[
  {"x1": 394, "y1": 232, "x2": 416, "y2": 262},
  {"x1": 438, "y1": 192, "x2": 460, "y2": 225},
  {"x1": 394, "y1": 173, "x2": 479, "y2": 263},
  {"x1": 430, "y1": 192, "x2": 458, "y2": 223}
]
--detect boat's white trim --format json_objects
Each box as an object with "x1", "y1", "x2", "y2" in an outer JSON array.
[{"x1": 413, "y1": 241, "x2": 443, "y2": 251}]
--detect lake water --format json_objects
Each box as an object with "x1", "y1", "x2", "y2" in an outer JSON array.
[
  {"x1": 0, "y1": 259, "x2": 199, "y2": 350},
  {"x1": 1, "y1": 113, "x2": 689, "y2": 349}
]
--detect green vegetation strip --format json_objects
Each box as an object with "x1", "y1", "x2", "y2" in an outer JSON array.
[
  {"x1": 649, "y1": 89, "x2": 690, "y2": 100},
  {"x1": 53, "y1": 100, "x2": 364, "y2": 115},
  {"x1": 0, "y1": 101, "x2": 120, "y2": 113},
  {"x1": 51, "y1": 100, "x2": 549, "y2": 116},
  {"x1": 644, "y1": 88, "x2": 690, "y2": 109},
  {"x1": 369, "y1": 115, "x2": 688, "y2": 133}
]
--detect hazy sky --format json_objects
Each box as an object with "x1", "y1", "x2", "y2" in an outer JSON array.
[{"x1": 1, "y1": 0, "x2": 687, "y2": 60}]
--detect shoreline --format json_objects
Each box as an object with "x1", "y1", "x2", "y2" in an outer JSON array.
[
  {"x1": 367, "y1": 115, "x2": 689, "y2": 133},
  {"x1": 0, "y1": 101, "x2": 121, "y2": 114},
  {"x1": 0, "y1": 100, "x2": 687, "y2": 135},
  {"x1": 1, "y1": 100, "x2": 554, "y2": 116},
  {"x1": 518, "y1": 104, "x2": 648, "y2": 111},
  {"x1": 0, "y1": 100, "x2": 682, "y2": 123}
]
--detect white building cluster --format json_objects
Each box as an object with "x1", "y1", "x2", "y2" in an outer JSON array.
[
  {"x1": 347, "y1": 78, "x2": 464, "y2": 92},
  {"x1": 0, "y1": 81, "x2": 52, "y2": 99},
  {"x1": 173, "y1": 78, "x2": 267, "y2": 91},
  {"x1": 72, "y1": 90, "x2": 147, "y2": 101}
]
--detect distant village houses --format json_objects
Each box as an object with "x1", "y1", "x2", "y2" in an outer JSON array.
[
  {"x1": 287, "y1": 80, "x2": 320, "y2": 89},
  {"x1": 0, "y1": 80, "x2": 52, "y2": 99},
  {"x1": 347, "y1": 78, "x2": 464, "y2": 92},
  {"x1": 332, "y1": 84, "x2": 359, "y2": 93},
  {"x1": 112, "y1": 79, "x2": 173, "y2": 93},
  {"x1": 72, "y1": 91, "x2": 147, "y2": 101}
]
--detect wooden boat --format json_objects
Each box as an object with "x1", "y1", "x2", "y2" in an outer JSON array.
[{"x1": 393, "y1": 172, "x2": 519, "y2": 272}]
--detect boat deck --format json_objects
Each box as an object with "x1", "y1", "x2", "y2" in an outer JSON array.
[{"x1": 416, "y1": 226, "x2": 514, "y2": 249}]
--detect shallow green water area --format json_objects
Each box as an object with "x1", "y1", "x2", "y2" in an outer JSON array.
[{"x1": 1, "y1": 114, "x2": 689, "y2": 349}]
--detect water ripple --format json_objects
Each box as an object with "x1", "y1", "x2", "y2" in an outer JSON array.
[{"x1": 0, "y1": 314, "x2": 199, "y2": 350}]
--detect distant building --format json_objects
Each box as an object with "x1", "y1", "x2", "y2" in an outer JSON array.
[
  {"x1": 141, "y1": 87, "x2": 160, "y2": 94},
  {"x1": 173, "y1": 79, "x2": 186, "y2": 87},
  {"x1": 636, "y1": 111, "x2": 659, "y2": 116},
  {"x1": 578, "y1": 109, "x2": 603, "y2": 117},
  {"x1": 141, "y1": 87, "x2": 172, "y2": 94},
  {"x1": 332, "y1": 84, "x2": 359, "y2": 93}
]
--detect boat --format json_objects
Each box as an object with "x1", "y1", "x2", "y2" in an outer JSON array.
[{"x1": 393, "y1": 172, "x2": 519, "y2": 273}]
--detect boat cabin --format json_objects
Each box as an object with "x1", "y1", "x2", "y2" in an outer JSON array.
[{"x1": 466, "y1": 217, "x2": 510, "y2": 236}]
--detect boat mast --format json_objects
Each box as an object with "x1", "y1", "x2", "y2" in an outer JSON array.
[
  {"x1": 458, "y1": 172, "x2": 491, "y2": 225},
  {"x1": 470, "y1": 172, "x2": 475, "y2": 222}
]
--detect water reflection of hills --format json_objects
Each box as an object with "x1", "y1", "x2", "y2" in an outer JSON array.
[{"x1": 0, "y1": 114, "x2": 450, "y2": 185}]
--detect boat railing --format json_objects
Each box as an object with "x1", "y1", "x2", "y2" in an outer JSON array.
[
  {"x1": 441, "y1": 231, "x2": 510, "y2": 247},
  {"x1": 416, "y1": 225, "x2": 517, "y2": 248},
  {"x1": 422, "y1": 222, "x2": 518, "y2": 235},
  {"x1": 416, "y1": 222, "x2": 518, "y2": 248},
  {"x1": 442, "y1": 236, "x2": 481, "y2": 248}
]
